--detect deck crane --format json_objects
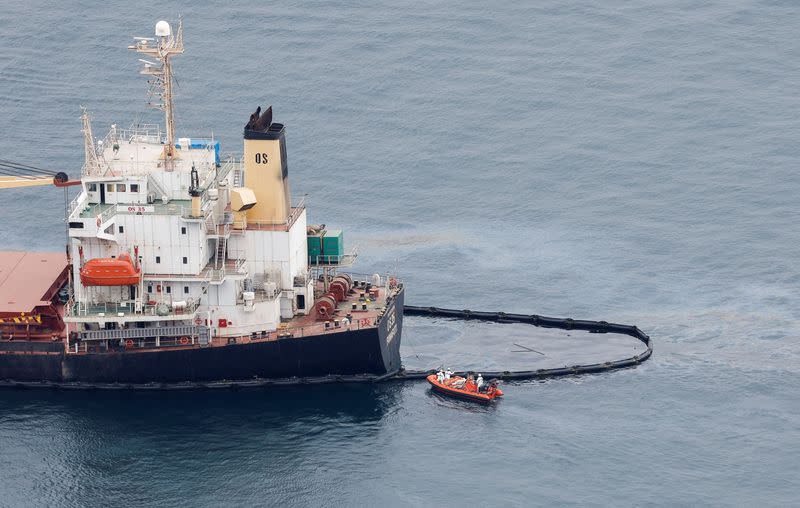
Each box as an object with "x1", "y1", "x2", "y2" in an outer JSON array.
[
  {"x1": 0, "y1": 158, "x2": 82, "y2": 255},
  {"x1": 0, "y1": 158, "x2": 80, "y2": 189}
]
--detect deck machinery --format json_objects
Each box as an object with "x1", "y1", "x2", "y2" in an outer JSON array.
[{"x1": 0, "y1": 20, "x2": 404, "y2": 384}]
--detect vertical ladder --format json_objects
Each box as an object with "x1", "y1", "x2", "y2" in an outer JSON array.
[{"x1": 215, "y1": 237, "x2": 227, "y2": 269}]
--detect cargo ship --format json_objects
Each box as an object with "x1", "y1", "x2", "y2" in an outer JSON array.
[{"x1": 0, "y1": 20, "x2": 404, "y2": 385}]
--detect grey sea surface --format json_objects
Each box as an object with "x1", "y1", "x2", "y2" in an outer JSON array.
[{"x1": 1, "y1": 1, "x2": 799, "y2": 506}]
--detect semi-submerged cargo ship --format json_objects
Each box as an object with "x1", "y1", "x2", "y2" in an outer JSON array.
[{"x1": 0, "y1": 20, "x2": 404, "y2": 385}]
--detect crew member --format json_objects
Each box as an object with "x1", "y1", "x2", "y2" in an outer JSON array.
[
  {"x1": 465, "y1": 374, "x2": 476, "y2": 392},
  {"x1": 476, "y1": 373, "x2": 484, "y2": 392}
]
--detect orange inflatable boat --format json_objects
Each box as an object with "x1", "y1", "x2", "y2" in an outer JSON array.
[{"x1": 426, "y1": 373, "x2": 503, "y2": 403}]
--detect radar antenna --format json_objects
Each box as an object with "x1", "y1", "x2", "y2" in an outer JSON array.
[{"x1": 129, "y1": 19, "x2": 184, "y2": 169}]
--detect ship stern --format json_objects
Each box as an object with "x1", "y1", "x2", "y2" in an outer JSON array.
[{"x1": 377, "y1": 285, "x2": 404, "y2": 375}]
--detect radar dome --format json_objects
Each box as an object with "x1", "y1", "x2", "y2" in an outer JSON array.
[{"x1": 155, "y1": 20, "x2": 171, "y2": 37}]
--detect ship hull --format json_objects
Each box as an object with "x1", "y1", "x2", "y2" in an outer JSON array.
[{"x1": 0, "y1": 289, "x2": 403, "y2": 385}]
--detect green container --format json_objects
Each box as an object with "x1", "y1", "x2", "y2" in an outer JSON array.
[
  {"x1": 307, "y1": 234, "x2": 323, "y2": 260},
  {"x1": 307, "y1": 230, "x2": 344, "y2": 264}
]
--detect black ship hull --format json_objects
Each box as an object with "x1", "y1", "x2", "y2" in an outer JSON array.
[{"x1": 0, "y1": 289, "x2": 403, "y2": 386}]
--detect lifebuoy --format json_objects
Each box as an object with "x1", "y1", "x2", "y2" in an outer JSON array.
[
  {"x1": 125, "y1": 339, "x2": 133, "y2": 347},
  {"x1": 179, "y1": 336, "x2": 190, "y2": 345},
  {"x1": 194, "y1": 317, "x2": 203, "y2": 326}
]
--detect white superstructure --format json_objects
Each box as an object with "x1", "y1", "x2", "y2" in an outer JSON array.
[{"x1": 64, "y1": 21, "x2": 315, "y2": 344}]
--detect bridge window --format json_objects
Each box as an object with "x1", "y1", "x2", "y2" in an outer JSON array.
[
  {"x1": 184, "y1": 286, "x2": 189, "y2": 294},
  {"x1": 117, "y1": 184, "x2": 126, "y2": 192},
  {"x1": 88, "y1": 183, "x2": 97, "y2": 192},
  {"x1": 181, "y1": 227, "x2": 186, "y2": 235},
  {"x1": 182, "y1": 257, "x2": 187, "y2": 264},
  {"x1": 155, "y1": 256, "x2": 161, "y2": 264},
  {"x1": 166, "y1": 286, "x2": 171, "y2": 294},
  {"x1": 118, "y1": 226, "x2": 124, "y2": 233},
  {"x1": 130, "y1": 184, "x2": 139, "y2": 193}
]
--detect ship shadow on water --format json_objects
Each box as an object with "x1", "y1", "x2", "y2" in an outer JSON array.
[{"x1": 0, "y1": 382, "x2": 404, "y2": 436}]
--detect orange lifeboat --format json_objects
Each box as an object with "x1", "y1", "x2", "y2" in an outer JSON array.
[
  {"x1": 80, "y1": 253, "x2": 142, "y2": 286},
  {"x1": 427, "y1": 373, "x2": 504, "y2": 403}
]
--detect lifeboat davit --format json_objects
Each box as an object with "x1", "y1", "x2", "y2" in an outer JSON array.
[
  {"x1": 426, "y1": 374, "x2": 504, "y2": 403},
  {"x1": 80, "y1": 253, "x2": 142, "y2": 286}
]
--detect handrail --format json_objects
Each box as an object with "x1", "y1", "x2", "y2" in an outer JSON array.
[
  {"x1": 244, "y1": 197, "x2": 306, "y2": 229},
  {"x1": 309, "y1": 247, "x2": 359, "y2": 267},
  {"x1": 68, "y1": 192, "x2": 85, "y2": 216},
  {"x1": 67, "y1": 299, "x2": 201, "y2": 319}
]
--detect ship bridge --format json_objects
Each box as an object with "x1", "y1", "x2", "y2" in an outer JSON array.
[{"x1": 83, "y1": 124, "x2": 220, "y2": 178}]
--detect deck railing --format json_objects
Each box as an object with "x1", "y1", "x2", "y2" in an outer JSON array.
[{"x1": 67, "y1": 299, "x2": 201, "y2": 319}]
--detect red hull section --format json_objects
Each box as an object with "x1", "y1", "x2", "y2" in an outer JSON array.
[
  {"x1": 80, "y1": 254, "x2": 141, "y2": 286},
  {"x1": 426, "y1": 374, "x2": 503, "y2": 403}
]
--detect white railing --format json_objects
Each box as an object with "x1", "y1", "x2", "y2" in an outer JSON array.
[
  {"x1": 309, "y1": 246, "x2": 359, "y2": 267},
  {"x1": 68, "y1": 192, "x2": 86, "y2": 216},
  {"x1": 67, "y1": 299, "x2": 201, "y2": 319},
  {"x1": 103, "y1": 125, "x2": 164, "y2": 146},
  {"x1": 243, "y1": 197, "x2": 306, "y2": 230}
]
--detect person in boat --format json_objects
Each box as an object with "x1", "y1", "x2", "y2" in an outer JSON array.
[
  {"x1": 465, "y1": 374, "x2": 476, "y2": 392},
  {"x1": 476, "y1": 373, "x2": 484, "y2": 392},
  {"x1": 436, "y1": 369, "x2": 445, "y2": 383},
  {"x1": 444, "y1": 368, "x2": 453, "y2": 380}
]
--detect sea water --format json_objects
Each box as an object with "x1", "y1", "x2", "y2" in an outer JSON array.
[{"x1": 1, "y1": 1, "x2": 798, "y2": 506}]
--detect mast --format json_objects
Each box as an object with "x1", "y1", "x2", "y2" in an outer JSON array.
[
  {"x1": 80, "y1": 108, "x2": 102, "y2": 175},
  {"x1": 129, "y1": 19, "x2": 184, "y2": 168}
]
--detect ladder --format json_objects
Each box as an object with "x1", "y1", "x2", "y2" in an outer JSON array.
[
  {"x1": 205, "y1": 213, "x2": 216, "y2": 234},
  {"x1": 147, "y1": 174, "x2": 169, "y2": 201},
  {"x1": 215, "y1": 237, "x2": 226, "y2": 269}
]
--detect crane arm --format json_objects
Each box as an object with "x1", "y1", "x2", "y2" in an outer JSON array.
[{"x1": 0, "y1": 173, "x2": 80, "y2": 189}]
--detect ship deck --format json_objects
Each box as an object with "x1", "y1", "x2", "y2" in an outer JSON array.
[
  {"x1": 280, "y1": 282, "x2": 391, "y2": 335},
  {"x1": 65, "y1": 278, "x2": 401, "y2": 355},
  {"x1": 78, "y1": 199, "x2": 194, "y2": 219},
  {"x1": 0, "y1": 252, "x2": 68, "y2": 315},
  {"x1": 207, "y1": 279, "x2": 394, "y2": 347}
]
